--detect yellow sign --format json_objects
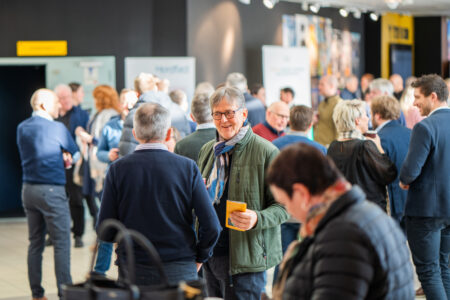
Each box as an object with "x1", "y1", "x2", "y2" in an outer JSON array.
[
  {"x1": 16, "y1": 41, "x2": 67, "y2": 57},
  {"x1": 381, "y1": 13, "x2": 414, "y2": 78}
]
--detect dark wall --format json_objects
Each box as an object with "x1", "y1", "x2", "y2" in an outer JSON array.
[
  {"x1": 188, "y1": 0, "x2": 365, "y2": 86},
  {"x1": 414, "y1": 17, "x2": 443, "y2": 77},
  {"x1": 0, "y1": 0, "x2": 187, "y2": 90},
  {"x1": 364, "y1": 15, "x2": 381, "y2": 77}
]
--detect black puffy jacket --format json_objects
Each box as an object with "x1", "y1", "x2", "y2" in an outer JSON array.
[{"x1": 281, "y1": 186, "x2": 414, "y2": 300}]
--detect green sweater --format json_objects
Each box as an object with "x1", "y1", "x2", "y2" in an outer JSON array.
[
  {"x1": 174, "y1": 128, "x2": 216, "y2": 163},
  {"x1": 198, "y1": 128, "x2": 289, "y2": 275}
]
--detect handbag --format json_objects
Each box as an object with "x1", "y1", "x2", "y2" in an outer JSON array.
[{"x1": 63, "y1": 219, "x2": 205, "y2": 300}]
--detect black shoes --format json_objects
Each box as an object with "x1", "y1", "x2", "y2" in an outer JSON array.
[{"x1": 74, "y1": 236, "x2": 84, "y2": 248}]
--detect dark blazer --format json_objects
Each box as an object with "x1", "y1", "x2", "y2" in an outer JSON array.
[
  {"x1": 69, "y1": 105, "x2": 89, "y2": 139},
  {"x1": 281, "y1": 187, "x2": 414, "y2": 300},
  {"x1": 378, "y1": 120, "x2": 411, "y2": 221},
  {"x1": 174, "y1": 127, "x2": 216, "y2": 163},
  {"x1": 400, "y1": 108, "x2": 450, "y2": 217},
  {"x1": 244, "y1": 92, "x2": 266, "y2": 127}
]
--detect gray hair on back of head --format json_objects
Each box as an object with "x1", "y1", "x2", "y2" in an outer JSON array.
[
  {"x1": 191, "y1": 93, "x2": 213, "y2": 124},
  {"x1": 210, "y1": 87, "x2": 246, "y2": 110},
  {"x1": 332, "y1": 99, "x2": 366, "y2": 133},
  {"x1": 369, "y1": 78, "x2": 394, "y2": 96},
  {"x1": 225, "y1": 72, "x2": 247, "y2": 93},
  {"x1": 133, "y1": 103, "x2": 171, "y2": 142}
]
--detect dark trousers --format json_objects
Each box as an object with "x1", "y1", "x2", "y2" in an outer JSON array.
[
  {"x1": 406, "y1": 216, "x2": 450, "y2": 300},
  {"x1": 65, "y1": 168, "x2": 98, "y2": 237},
  {"x1": 273, "y1": 222, "x2": 300, "y2": 285},
  {"x1": 119, "y1": 260, "x2": 197, "y2": 286},
  {"x1": 203, "y1": 255, "x2": 265, "y2": 300},
  {"x1": 22, "y1": 184, "x2": 72, "y2": 298}
]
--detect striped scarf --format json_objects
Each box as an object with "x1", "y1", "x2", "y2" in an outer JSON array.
[{"x1": 206, "y1": 122, "x2": 250, "y2": 205}]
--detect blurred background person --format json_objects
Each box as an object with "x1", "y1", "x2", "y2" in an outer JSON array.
[
  {"x1": 156, "y1": 78, "x2": 170, "y2": 94},
  {"x1": 164, "y1": 127, "x2": 181, "y2": 153},
  {"x1": 279, "y1": 87, "x2": 295, "y2": 106},
  {"x1": 327, "y1": 100, "x2": 397, "y2": 212},
  {"x1": 175, "y1": 92, "x2": 216, "y2": 163},
  {"x1": 69, "y1": 82, "x2": 85, "y2": 108},
  {"x1": 390, "y1": 73, "x2": 404, "y2": 100},
  {"x1": 76, "y1": 85, "x2": 122, "y2": 247},
  {"x1": 360, "y1": 73, "x2": 374, "y2": 100},
  {"x1": 170, "y1": 88, "x2": 196, "y2": 133},
  {"x1": 400, "y1": 76, "x2": 424, "y2": 129},
  {"x1": 194, "y1": 81, "x2": 215, "y2": 98},
  {"x1": 314, "y1": 75, "x2": 342, "y2": 147},
  {"x1": 250, "y1": 83, "x2": 266, "y2": 107},
  {"x1": 253, "y1": 101, "x2": 289, "y2": 142},
  {"x1": 340, "y1": 75, "x2": 360, "y2": 100}
]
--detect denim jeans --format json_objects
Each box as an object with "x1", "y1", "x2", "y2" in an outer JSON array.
[
  {"x1": 203, "y1": 255, "x2": 266, "y2": 300},
  {"x1": 119, "y1": 260, "x2": 198, "y2": 286},
  {"x1": 273, "y1": 222, "x2": 300, "y2": 285},
  {"x1": 406, "y1": 216, "x2": 450, "y2": 300},
  {"x1": 22, "y1": 183, "x2": 72, "y2": 299},
  {"x1": 94, "y1": 241, "x2": 113, "y2": 275}
]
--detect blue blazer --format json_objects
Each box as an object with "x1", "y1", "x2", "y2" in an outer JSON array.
[
  {"x1": 378, "y1": 120, "x2": 411, "y2": 220},
  {"x1": 69, "y1": 105, "x2": 89, "y2": 139},
  {"x1": 400, "y1": 108, "x2": 450, "y2": 217}
]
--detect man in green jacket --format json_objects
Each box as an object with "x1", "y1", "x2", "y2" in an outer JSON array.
[{"x1": 198, "y1": 86, "x2": 289, "y2": 300}]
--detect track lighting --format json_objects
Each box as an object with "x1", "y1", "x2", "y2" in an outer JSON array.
[
  {"x1": 309, "y1": 3, "x2": 320, "y2": 13},
  {"x1": 339, "y1": 8, "x2": 349, "y2": 17},
  {"x1": 369, "y1": 12, "x2": 379, "y2": 21},
  {"x1": 263, "y1": 0, "x2": 278, "y2": 9}
]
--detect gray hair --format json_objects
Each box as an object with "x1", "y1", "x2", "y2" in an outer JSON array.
[
  {"x1": 332, "y1": 100, "x2": 366, "y2": 133},
  {"x1": 133, "y1": 103, "x2": 171, "y2": 142},
  {"x1": 194, "y1": 81, "x2": 215, "y2": 98},
  {"x1": 225, "y1": 72, "x2": 247, "y2": 93},
  {"x1": 54, "y1": 84, "x2": 71, "y2": 96},
  {"x1": 210, "y1": 87, "x2": 246, "y2": 110},
  {"x1": 191, "y1": 93, "x2": 213, "y2": 124},
  {"x1": 369, "y1": 78, "x2": 394, "y2": 96}
]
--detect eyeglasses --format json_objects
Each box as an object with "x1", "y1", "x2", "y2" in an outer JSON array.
[
  {"x1": 212, "y1": 108, "x2": 242, "y2": 120},
  {"x1": 270, "y1": 110, "x2": 289, "y2": 120}
]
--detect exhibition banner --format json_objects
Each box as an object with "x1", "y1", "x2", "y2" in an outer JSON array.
[
  {"x1": 125, "y1": 57, "x2": 196, "y2": 103},
  {"x1": 262, "y1": 45, "x2": 311, "y2": 107}
]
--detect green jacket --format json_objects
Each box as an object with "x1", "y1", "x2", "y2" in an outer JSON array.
[{"x1": 198, "y1": 128, "x2": 289, "y2": 275}]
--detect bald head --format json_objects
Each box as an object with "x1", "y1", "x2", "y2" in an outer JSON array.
[
  {"x1": 390, "y1": 74, "x2": 404, "y2": 93},
  {"x1": 266, "y1": 101, "x2": 289, "y2": 132},
  {"x1": 31, "y1": 89, "x2": 60, "y2": 119}
]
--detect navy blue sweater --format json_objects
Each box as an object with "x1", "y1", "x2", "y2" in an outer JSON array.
[
  {"x1": 98, "y1": 149, "x2": 221, "y2": 265},
  {"x1": 17, "y1": 115, "x2": 79, "y2": 185}
]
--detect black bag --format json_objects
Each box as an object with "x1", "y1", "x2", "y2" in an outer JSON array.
[{"x1": 63, "y1": 219, "x2": 205, "y2": 300}]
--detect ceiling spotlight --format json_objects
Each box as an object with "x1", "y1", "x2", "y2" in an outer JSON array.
[
  {"x1": 385, "y1": 0, "x2": 402, "y2": 10},
  {"x1": 370, "y1": 12, "x2": 379, "y2": 21},
  {"x1": 238, "y1": 0, "x2": 251, "y2": 4},
  {"x1": 309, "y1": 3, "x2": 320, "y2": 13},
  {"x1": 301, "y1": 1, "x2": 309, "y2": 11},
  {"x1": 263, "y1": 0, "x2": 278, "y2": 9},
  {"x1": 339, "y1": 8, "x2": 349, "y2": 17}
]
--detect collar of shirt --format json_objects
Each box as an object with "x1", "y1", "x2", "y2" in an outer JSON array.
[
  {"x1": 197, "y1": 123, "x2": 216, "y2": 130},
  {"x1": 429, "y1": 106, "x2": 450, "y2": 117},
  {"x1": 135, "y1": 143, "x2": 168, "y2": 152},
  {"x1": 287, "y1": 130, "x2": 308, "y2": 137},
  {"x1": 263, "y1": 120, "x2": 284, "y2": 136},
  {"x1": 375, "y1": 120, "x2": 392, "y2": 133},
  {"x1": 32, "y1": 110, "x2": 53, "y2": 121}
]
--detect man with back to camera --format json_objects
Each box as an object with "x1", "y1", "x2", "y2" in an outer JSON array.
[
  {"x1": 371, "y1": 95, "x2": 411, "y2": 230},
  {"x1": 174, "y1": 92, "x2": 216, "y2": 163},
  {"x1": 226, "y1": 72, "x2": 266, "y2": 127},
  {"x1": 97, "y1": 103, "x2": 221, "y2": 285},
  {"x1": 17, "y1": 88, "x2": 79, "y2": 300},
  {"x1": 252, "y1": 101, "x2": 289, "y2": 142},
  {"x1": 400, "y1": 74, "x2": 450, "y2": 299}
]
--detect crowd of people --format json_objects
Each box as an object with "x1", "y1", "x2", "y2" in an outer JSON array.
[{"x1": 16, "y1": 70, "x2": 450, "y2": 300}]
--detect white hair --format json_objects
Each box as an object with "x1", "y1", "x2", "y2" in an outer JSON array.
[
  {"x1": 369, "y1": 78, "x2": 394, "y2": 96},
  {"x1": 225, "y1": 72, "x2": 247, "y2": 93},
  {"x1": 332, "y1": 100, "x2": 366, "y2": 133},
  {"x1": 133, "y1": 103, "x2": 171, "y2": 142}
]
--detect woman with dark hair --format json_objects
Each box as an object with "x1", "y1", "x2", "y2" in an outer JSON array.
[{"x1": 267, "y1": 143, "x2": 414, "y2": 300}]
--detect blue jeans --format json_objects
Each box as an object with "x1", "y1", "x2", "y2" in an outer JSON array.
[
  {"x1": 273, "y1": 222, "x2": 300, "y2": 285},
  {"x1": 22, "y1": 184, "x2": 72, "y2": 299},
  {"x1": 119, "y1": 260, "x2": 198, "y2": 286},
  {"x1": 94, "y1": 241, "x2": 113, "y2": 275},
  {"x1": 203, "y1": 255, "x2": 266, "y2": 300},
  {"x1": 406, "y1": 216, "x2": 450, "y2": 300}
]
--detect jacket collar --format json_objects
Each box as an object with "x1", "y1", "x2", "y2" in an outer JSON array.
[
  {"x1": 313, "y1": 186, "x2": 365, "y2": 234},
  {"x1": 233, "y1": 127, "x2": 254, "y2": 153}
]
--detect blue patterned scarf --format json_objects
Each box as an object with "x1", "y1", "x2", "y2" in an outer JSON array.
[{"x1": 206, "y1": 121, "x2": 250, "y2": 204}]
